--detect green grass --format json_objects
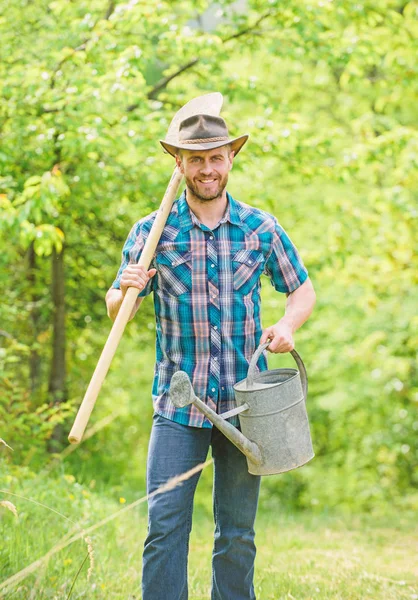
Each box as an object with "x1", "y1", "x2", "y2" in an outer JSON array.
[{"x1": 1, "y1": 464, "x2": 417, "y2": 599}]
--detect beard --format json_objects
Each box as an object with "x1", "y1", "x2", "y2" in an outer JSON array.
[{"x1": 185, "y1": 172, "x2": 229, "y2": 202}]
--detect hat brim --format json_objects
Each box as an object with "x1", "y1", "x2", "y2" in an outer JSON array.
[{"x1": 160, "y1": 135, "x2": 249, "y2": 158}]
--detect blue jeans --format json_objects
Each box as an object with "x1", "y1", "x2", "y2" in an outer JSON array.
[{"x1": 142, "y1": 413, "x2": 261, "y2": 600}]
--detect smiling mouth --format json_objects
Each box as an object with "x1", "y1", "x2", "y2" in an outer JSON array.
[{"x1": 199, "y1": 179, "x2": 217, "y2": 184}]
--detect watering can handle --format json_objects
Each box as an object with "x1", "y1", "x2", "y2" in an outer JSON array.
[{"x1": 246, "y1": 342, "x2": 308, "y2": 401}]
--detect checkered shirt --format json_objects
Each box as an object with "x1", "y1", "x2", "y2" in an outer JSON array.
[{"x1": 112, "y1": 191, "x2": 308, "y2": 428}]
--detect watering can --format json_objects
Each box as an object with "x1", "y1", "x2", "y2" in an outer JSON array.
[{"x1": 169, "y1": 343, "x2": 314, "y2": 476}]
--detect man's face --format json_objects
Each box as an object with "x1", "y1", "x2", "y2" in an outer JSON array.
[{"x1": 175, "y1": 146, "x2": 234, "y2": 202}]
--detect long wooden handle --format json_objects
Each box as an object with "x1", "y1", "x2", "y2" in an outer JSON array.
[{"x1": 68, "y1": 167, "x2": 183, "y2": 444}]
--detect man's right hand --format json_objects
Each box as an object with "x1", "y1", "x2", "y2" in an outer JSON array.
[
  {"x1": 120, "y1": 265, "x2": 157, "y2": 297},
  {"x1": 106, "y1": 265, "x2": 157, "y2": 322}
]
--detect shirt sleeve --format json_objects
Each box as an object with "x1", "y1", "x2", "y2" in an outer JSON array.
[
  {"x1": 264, "y1": 218, "x2": 308, "y2": 293},
  {"x1": 112, "y1": 221, "x2": 155, "y2": 297}
]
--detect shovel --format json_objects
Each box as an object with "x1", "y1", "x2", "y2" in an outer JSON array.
[{"x1": 68, "y1": 92, "x2": 223, "y2": 444}]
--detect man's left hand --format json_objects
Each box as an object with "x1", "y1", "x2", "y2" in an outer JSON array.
[{"x1": 259, "y1": 319, "x2": 294, "y2": 353}]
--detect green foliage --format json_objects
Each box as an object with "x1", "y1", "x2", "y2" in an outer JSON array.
[
  {"x1": 1, "y1": 0, "x2": 417, "y2": 516},
  {"x1": 0, "y1": 335, "x2": 75, "y2": 462}
]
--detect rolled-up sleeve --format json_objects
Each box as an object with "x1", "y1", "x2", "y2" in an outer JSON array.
[
  {"x1": 112, "y1": 221, "x2": 154, "y2": 297},
  {"x1": 264, "y1": 219, "x2": 308, "y2": 293}
]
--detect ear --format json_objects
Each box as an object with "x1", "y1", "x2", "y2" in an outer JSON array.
[
  {"x1": 175, "y1": 154, "x2": 184, "y2": 172},
  {"x1": 228, "y1": 150, "x2": 235, "y2": 170}
]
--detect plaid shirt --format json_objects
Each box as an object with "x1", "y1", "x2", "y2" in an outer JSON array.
[{"x1": 113, "y1": 191, "x2": 308, "y2": 428}]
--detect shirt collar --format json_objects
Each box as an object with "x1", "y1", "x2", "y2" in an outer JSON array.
[
  {"x1": 226, "y1": 192, "x2": 242, "y2": 226},
  {"x1": 177, "y1": 191, "x2": 194, "y2": 232},
  {"x1": 177, "y1": 190, "x2": 242, "y2": 233}
]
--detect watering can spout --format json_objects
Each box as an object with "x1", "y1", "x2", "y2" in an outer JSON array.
[{"x1": 170, "y1": 371, "x2": 263, "y2": 466}]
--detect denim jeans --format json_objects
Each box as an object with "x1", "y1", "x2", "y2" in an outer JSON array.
[{"x1": 142, "y1": 413, "x2": 261, "y2": 600}]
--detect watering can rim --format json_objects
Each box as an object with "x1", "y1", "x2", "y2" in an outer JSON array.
[
  {"x1": 233, "y1": 367, "x2": 300, "y2": 392},
  {"x1": 236, "y1": 342, "x2": 308, "y2": 401}
]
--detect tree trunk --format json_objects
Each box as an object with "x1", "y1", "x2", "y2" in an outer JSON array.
[
  {"x1": 48, "y1": 244, "x2": 67, "y2": 450},
  {"x1": 28, "y1": 242, "x2": 41, "y2": 396}
]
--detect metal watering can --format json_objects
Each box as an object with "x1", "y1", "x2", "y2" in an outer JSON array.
[{"x1": 169, "y1": 343, "x2": 314, "y2": 476}]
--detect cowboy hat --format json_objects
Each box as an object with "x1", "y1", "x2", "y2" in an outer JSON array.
[{"x1": 160, "y1": 114, "x2": 248, "y2": 157}]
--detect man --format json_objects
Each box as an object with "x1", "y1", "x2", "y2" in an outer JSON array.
[{"x1": 106, "y1": 114, "x2": 316, "y2": 599}]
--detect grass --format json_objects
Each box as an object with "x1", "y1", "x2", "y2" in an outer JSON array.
[
  {"x1": 1, "y1": 337, "x2": 417, "y2": 598},
  {"x1": 249, "y1": 512, "x2": 417, "y2": 600},
  {"x1": 1, "y1": 463, "x2": 417, "y2": 599}
]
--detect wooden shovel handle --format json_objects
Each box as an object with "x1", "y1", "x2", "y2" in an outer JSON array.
[{"x1": 68, "y1": 167, "x2": 183, "y2": 444}]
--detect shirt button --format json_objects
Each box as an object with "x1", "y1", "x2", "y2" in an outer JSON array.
[
  {"x1": 222, "y1": 387, "x2": 225, "y2": 391},
  {"x1": 211, "y1": 264, "x2": 215, "y2": 268},
  {"x1": 213, "y1": 325, "x2": 218, "y2": 330},
  {"x1": 209, "y1": 236, "x2": 214, "y2": 240},
  {"x1": 214, "y1": 357, "x2": 218, "y2": 361},
  {"x1": 212, "y1": 388, "x2": 216, "y2": 392}
]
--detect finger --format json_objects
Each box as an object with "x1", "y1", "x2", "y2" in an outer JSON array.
[
  {"x1": 271, "y1": 340, "x2": 294, "y2": 354},
  {"x1": 259, "y1": 329, "x2": 273, "y2": 345},
  {"x1": 267, "y1": 332, "x2": 288, "y2": 352},
  {"x1": 121, "y1": 276, "x2": 148, "y2": 290},
  {"x1": 125, "y1": 265, "x2": 147, "y2": 275},
  {"x1": 122, "y1": 272, "x2": 149, "y2": 284},
  {"x1": 148, "y1": 268, "x2": 157, "y2": 277},
  {"x1": 267, "y1": 336, "x2": 281, "y2": 352}
]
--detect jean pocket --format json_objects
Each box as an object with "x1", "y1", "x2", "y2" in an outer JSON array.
[
  {"x1": 155, "y1": 250, "x2": 192, "y2": 296},
  {"x1": 232, "y1": 249, "x2": 265, "y2": 295}
]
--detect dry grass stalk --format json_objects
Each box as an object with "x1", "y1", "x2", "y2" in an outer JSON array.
[
  {"x1": 0, "y1": 492, "x2": 94, "y2": 590},
  {"x1": 28, "y1": 559, "x2": 49, "y2": 600},
  {"x1": 43, "y1": 410, "x2": 123, "y2": 474},
  {"x1": 0, "y1": 500, "x2": 18, "y2": 517},
  {"x1": 84, "y1": 536, "x2": 95, "y2": 580},
  {"x1": 153, "y1": 460, "x2": 213, "y2": 495},
  {"x1": 0, "y1": 490, "x2": 77, "y2": 526},
  {"x1": 0, "y1": 438, "x2": 13, "y2": 451},
  {"x1": 0, "y1": 527, "x2": 81, "y2": 592},
  {"x1": 59, "y1": 411, "x2": 122, "y2": 460},
  {"x1": 0, "y1": 458, "x2": 214, "y2": 593}
]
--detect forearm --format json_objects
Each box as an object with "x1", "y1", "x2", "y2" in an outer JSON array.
[
  {"x1": 105, "y1": 288, "x2": 144, "y2": 322},
  {"x1": 280, "y1": 278, "x2": 316, "y2": 332}
]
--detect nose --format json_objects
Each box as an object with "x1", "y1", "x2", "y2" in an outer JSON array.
[{"x1": 199, "y1": 159, "x2": 213, "y2": 175}]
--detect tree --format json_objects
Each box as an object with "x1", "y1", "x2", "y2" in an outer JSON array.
[{"x1": 1, "y1": 0, "x2": 417, "y2": 509}]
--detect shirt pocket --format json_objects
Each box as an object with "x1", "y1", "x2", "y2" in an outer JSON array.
[
  {"x1": 232, "y1": 249, "x2": 265, "y2": 295},
  {"x1": 155, "y1": 249, "x2": 192, "y2": 296}
]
